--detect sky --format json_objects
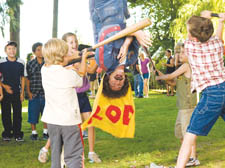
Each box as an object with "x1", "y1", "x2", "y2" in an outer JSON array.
[{"x1": 0, "y1": 0, "x2": 142, "y2": 61}]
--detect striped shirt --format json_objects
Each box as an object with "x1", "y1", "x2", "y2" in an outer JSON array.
[
  {"x1": 26, "y1": 58, "x2": 45, "y2": 97},
  {"x1": 185, "y1": 36, "x2": 225, "y2": 92}
]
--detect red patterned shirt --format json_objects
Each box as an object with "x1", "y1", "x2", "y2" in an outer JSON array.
[{"x1": 184, "y1": 36, "x2": 225, "y2": 92}]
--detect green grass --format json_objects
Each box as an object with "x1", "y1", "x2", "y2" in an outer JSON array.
[{"x1": 0, "y1": 91, "x2": 224, "y2": 168}]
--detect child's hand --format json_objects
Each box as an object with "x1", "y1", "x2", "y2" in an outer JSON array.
[
  {"x1": 3, "y1": 84, "x2": 13, "y2": 94},
  {"x1": 200, "y1": 10, "x2": 212, "y2": 19},
  {"x1": 132, "y1": 30, "x2": 152, "y2": 48},
  {"x1": 27, "y1": 92, "x2": 33, "y2": 100},
  {"x1": 117, "y1": 44, "x2": 128, "y2": 64},
  {"x1": 82, "y1": 49, "x2": 95, "y2": 59},
  {"x1": 218, "y1": 13, "x2": 225, "y2": 22}
]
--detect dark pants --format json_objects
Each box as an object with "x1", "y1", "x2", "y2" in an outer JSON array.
[{"x1": 1, "y1": 94, "x2": 23, "y2": 138}]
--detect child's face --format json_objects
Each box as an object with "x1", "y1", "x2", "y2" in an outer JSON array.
[
  {"x1": 5, "y1": 45, "x2": 17, "y2": 58},
  {"x1": 179, "y1": 47, "x2": 188, "y2": 63},
  {"x1": 108, "y1": 66, "x2": 125, "y2": 91},
  {"x1": 66, "y1": 35, "x2": 78, "y2": 57},
  {"x1": 34, "y1": 46, "x2": 43, "y2": 58}
]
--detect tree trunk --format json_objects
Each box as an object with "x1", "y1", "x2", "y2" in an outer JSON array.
[
  {"x1": 9, "y1": 3, "x2": 20, "y2": 57},
  {"x1": 52, "y1": 0, "x2": 58, "y2": 38}
]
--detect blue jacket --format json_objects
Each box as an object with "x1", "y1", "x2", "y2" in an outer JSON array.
[{"x1": 89, "y1": 0, "x2": 139, "y2": 73}]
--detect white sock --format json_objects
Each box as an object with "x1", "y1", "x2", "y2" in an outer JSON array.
[
  {"x1": 88, "y1": 152, "x2": 95, "y2": 155},
  {"x1": 32, "y1": 130, "x2": 37, "y2": 135},
  {"x1": 43, "y1": 129, "x2": 48, "y2": 134},
  {"x1": 42, "y1": 147, "x2": 48, "y2": 152}
]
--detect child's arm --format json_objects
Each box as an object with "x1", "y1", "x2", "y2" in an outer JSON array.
[
  {"x1": 117, "y1": 36, "x2": 133, "y2": 63},
  {"x1": 156, "y1": 63, "x2": 188, "y2": 81},
  {"x1": 155, "y1": 69, "x2": 176, "y2": 86},
  {"x1": 0, "y1": 81, "x2": 13, "y2": 94},
  {"x1": 0, "y1": 85, "x2": 3, "y2": 101},
  {"x1": 26, "y1": 78, "x2": 32, "y2": 100},
  {"x1": 216, "y1": 13, "x2": 225, "y2": 40},
  {"x1": 20, "y1": 76, "x2": 25, "y2": 102}
]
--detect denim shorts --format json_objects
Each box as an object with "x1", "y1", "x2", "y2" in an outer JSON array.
[
  {"x1": 142, "y1": 73, "x2": 149, "y2": 79},
  {"x1": 28, "y1": 96, "x2": 45, "y2": 124},
  {"x1": 187, "y1": 81, "x2": 225, "y2": 136}
]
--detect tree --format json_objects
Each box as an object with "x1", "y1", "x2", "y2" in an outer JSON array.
[
  {"x1": 128, "y1": 0, "x2": 186, "y2": 56},
  {"x1": 6, "y1": 0, "x2": 22, "y2": 57},
  {"x1": 52, "y1": 0, "x2": 58, "y2": 38}
]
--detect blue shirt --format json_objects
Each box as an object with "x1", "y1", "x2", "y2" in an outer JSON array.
[{"x1": 0, "y1": 57, "x2": 26, "y2": 95}]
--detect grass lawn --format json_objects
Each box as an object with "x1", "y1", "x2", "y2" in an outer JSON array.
[{"x1": 0, "y1": 91, "x2": 224, "y2": 168}]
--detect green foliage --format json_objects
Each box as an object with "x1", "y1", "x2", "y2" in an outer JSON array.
[{"x1": 0, "y1": 0, "x2": 23, "y2": 37}]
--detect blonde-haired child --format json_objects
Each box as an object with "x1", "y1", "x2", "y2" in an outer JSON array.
[{"x1": 41, "y1": 38, "x2": 91, "y2": 168}]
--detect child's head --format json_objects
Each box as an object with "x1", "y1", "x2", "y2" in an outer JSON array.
[
  {"x1": 139, "y1": 52, "x2": 145, "y2": 60},
  {"x1": 187, "y1": 16, "x2": 214, "y2": 43},
  {"x1": 32, "y1": 42, "x2": 43, "y2": 58},
  {"x1": 165, "y1": 49, "x2": 172, "y2": 58},
  {"x1": 103, "y1": 66, "x2": 129, "y2": 98},
  {"x1": 5, "y1": 41, "x2": 17, "y2": 58},
  {"x1": 62, "y1": 32, "x2": 78, "y2": 56},
  {"x1": 179, "y1": 45, "x2": 188, "y2": 63},
  {"x1": 42, "y1": 38, "x2": 68, "y2": 65},
  {"x1": 174, "y1": 42, "x2": 183, "y2": 62}
]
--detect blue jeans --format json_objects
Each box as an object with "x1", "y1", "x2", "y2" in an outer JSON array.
[
  {"x1": 28, "y1": 96, "x2": 45, "y2": 124},
  {"x1": 187, "y1": 81, "x2": 225, "y2": 136},
  {"x1": 134, "y1": 74, "x2": 143, "y2": 97}
]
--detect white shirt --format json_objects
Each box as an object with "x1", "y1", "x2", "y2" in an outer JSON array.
[{"x1": 41, "y1": 65, "x2": 83, "y2": 126}]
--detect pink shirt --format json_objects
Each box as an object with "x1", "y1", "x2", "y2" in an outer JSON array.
[
  {"x1": 140, "y1": 58, "x2": 149, "y2": 74},
  {"x1": 185, "y1": 36, "x2": 225, "y2": 92}
]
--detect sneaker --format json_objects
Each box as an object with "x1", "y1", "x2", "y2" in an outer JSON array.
[
  {"x1": 2, "y1": 137, "x2": 11, "y2": 141},
  {"x1": 43, "y1": 133, "x2": 49, "y2": 140},
  {"x1": 15, "y1": 137, "x2": 24, "y2": 142},
  {"x1": 30, "y1": 134, "x2": 38, "y2": 141},
  {"x1": 38, "y1": 147, "x2": 49, "y2": 163},
  {"x1": 83, "y1": 131, "x2": 88, "y2": 140},
  {"x1": 186, "y1": 158, "x2": 200, "y2": 167},
  {"x1": 150, "y1": 163, "x2": 164, "y2": 168},
  {"x1": 88, "y1": 152, "x2": 102, "y2": 163}
]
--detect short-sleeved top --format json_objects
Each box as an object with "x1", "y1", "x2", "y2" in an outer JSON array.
[
  {"x1": 0, "y1": 57, "x2": 26, "y2": 95},
  {"x1": 185, "y1": 36, "x2": 225, "y2": 92},
  {"x1": 140, "y1": 58, "x2": 149, "y2": 74},
  {"x1": 26, "y1": 58, "x2": 45, "y2": 97},
  {"x1": 166, "y1": 56, "x2": 175, "y2": 74},
  {"x1": 41, "y1": 65, "x2": 83, "y2": 126}
]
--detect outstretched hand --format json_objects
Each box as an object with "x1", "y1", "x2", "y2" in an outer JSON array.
[{"x1": 132, "y1": 30, "x2": 152, "y2": 48}]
